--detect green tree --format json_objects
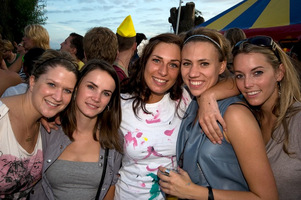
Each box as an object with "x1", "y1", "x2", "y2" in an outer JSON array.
[{"x1": 0, "y1": 0, "x2": 47, "y2": 43}]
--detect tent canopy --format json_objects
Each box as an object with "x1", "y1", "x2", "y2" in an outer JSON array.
[{"x1": 198, "y1": 0, "x2": 301, "y2": 42}]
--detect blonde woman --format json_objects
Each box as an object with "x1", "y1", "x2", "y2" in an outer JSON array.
[
  {"x1": 158, "y1": 28, "x2": 278, "y2": 200},
  {"x1": 0, "y1": 50, "x2": 78, "y2": 199},
  {"x1": 232, "y1": 35, "x2": 301, "y2": 199},
  {"x1": 9, "y1": 24, "x2": 50, "y2": 78}
]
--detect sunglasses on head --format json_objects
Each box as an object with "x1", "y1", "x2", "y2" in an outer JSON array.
[{"x1": 233, "y1": 36, "x2": 280, "y2": 61}]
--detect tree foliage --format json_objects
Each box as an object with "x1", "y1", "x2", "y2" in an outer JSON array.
[{"x1": 0, "y1": 0, "x2": 47, "y2": 43}]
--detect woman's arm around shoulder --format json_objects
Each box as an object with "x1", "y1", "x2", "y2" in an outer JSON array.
[{"x1": 197, "y1": 78, "x2": 239, "y2": 144}]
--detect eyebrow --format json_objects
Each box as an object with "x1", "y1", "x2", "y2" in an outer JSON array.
[
  {"x1": 87, "y1": 81, "x2": 113, "y2": 93},
  {"x1": 182, "y1": 58, "x2": 209, "y2": 62},
  {"x1": 153, "y1": 55, "x2": 181, "y2": 63},
  {"x1": 46, "y1": 78, "x2": 74, "y2": 91},
  {"x1": 234, "y1": 66, "x2": 264, "y2": 73},
  {"x1": 87, "y1": 81, "x2": 98, "y2": 88}
]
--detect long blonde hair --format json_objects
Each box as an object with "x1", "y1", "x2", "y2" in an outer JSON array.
[{"x1": 233, "y1": 39, "x2": 301, "y2": 154}]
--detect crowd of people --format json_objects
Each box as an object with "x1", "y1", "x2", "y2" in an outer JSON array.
[{"x1": 0, "y1": 15, "x2": 300, "y2": 200}]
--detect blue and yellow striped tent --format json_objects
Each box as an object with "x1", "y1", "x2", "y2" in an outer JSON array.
[{"x1": 198, "y1": 0, "x2": 301, "y2": 41}]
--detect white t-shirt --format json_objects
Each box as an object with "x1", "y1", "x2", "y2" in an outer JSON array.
[
  {"x1": 115, "y1": 89, "x2": 191, "y2": 200},
  {"x1": 0, "y1": 101, "x2": 43, "y2": 199}
]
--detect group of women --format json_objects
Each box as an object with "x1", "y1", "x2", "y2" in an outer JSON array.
[{"x1": 0, "y1": 26, "x2": 300, "y2": 200}]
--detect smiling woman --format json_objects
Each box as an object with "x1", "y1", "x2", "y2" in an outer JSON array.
[
  {"x1": 0, "y1": 49, "x2": 79, "y2": 199},
  {"x1": 232, "y1": 36, "x2": 301, "y2": 199},
  {"x1": 29, "y1": 59, "x2": 123, "y2": 200},
  {"x1": 158, "y1": 28, "x2": 278, "y2": 200},
  {"x1": 114, "y1": 33, "x2": 190, "y2": 200}
]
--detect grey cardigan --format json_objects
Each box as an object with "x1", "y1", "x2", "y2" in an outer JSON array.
[{"x1": 29, "y1": 126, "x2": 123, "y2": 200}]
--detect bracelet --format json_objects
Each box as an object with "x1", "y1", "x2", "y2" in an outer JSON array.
[{"x1": 207, "y1": 186, "x2": 214, "y2": 200}]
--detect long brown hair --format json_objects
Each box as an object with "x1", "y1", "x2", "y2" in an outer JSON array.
[
  {"x1": 61, "y1": 59, "x2": 122, "y2": 152},
  {"x1": 121, "y1": 33, "x2": 183, "y2": 117}
]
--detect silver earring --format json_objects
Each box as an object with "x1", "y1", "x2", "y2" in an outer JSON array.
[
  {"x1": 278, "y1": 81, "x2": 281, "y2": 97},
  {"x1": 107, "y1": 105, "x2": 110, "y2": 111}
]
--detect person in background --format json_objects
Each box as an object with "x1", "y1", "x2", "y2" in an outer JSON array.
[
  {"x1": 30, "y1": 59, "x2": 123, "y2": 200},
  {"x1": 0, "y1": 49, "x2": 79, "y2": 199},
  {"x1": 1, "y1": 48, "x2": 45, "y2": 97},
  {"x1": 129, "y1": 32, "x2": 147, "y2": 71},
  {"x1": 0, "y1": 39, "x2": 22, "y2": 96},
  {"x1": 0, "y1": 69, "x2": 22, "y2": 96},
  {"x1": 224, "y1": 27, "x2": 246, "y2": 48},
  {"x1": 15, "y1": 41, "x2": 26, "y2": 55},
  {"x1": 224, "y1": 27, "x2": 247, "y2": 73},
  {"x1": 136, "y1": 33, "x2": 147, "y2": 49},
  {"x1": 2, "y1": 39, "x2": 20, "y2": 68},
  {"x1": 9, "y1": 24, "x2": 50, "y2": 80},
  {"x1": 158, "y1": 28, "x2": 277, "y2": 200},
  {"x1": 289, "y1": 40, "x2": 301, "y2": 86},
  {"x1": 60, "y1": 32, "x2": 85, "y2": 70},
  {"x1": 232, "y1": 35, "x2": 301, "y2": 199},
  {"x1": 113, "y1": 15, "x2": 137, "y2": 82},
  {"x1": 83, "y1": 27, "x2": 118, "y2": 65}
]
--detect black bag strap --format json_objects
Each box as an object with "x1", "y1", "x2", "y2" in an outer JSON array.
[{"x1": 95, "y1": 148, "x2": 109, "y2": 200}]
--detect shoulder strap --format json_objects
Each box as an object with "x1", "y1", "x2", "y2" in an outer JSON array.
[{"x1": 95, "y1": 148, "x2": 109, "y2": 200}]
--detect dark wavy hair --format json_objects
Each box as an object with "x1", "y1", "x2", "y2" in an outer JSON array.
[
  {"x1": 61, "y1": 59, "x2": 122, "y2": 152},
  {"x1": 121, "y1": 33, "x2": 183, "y2": 117}
]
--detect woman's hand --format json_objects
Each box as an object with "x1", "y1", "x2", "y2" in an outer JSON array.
[
  {"x1": 14, "y1": 41, "x2": 26, "y2": 55},
  {"x1": 157, "y1": 166, "x2": 194, "y2": 199},
  {"x1": 0, "y1": 59, "x2": 8, "y2": 70},
  {"x1": 197, "y1": 92, "x2": 225, "y2": 144},
  {"x1": 40, "y1": 115, "x2": 61, "y2": 133}
]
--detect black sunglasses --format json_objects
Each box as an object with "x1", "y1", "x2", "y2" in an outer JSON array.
[{"x1": 233, "y1": 36, "x2": 281, "y2": 61}]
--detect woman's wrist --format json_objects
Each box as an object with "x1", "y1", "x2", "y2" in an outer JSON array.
[
  {"x1": 207, "y1": 186, "x2": 214, "y2": 200},
  {"x1": 198, "y1": 90, "x2": 217, "y2": 104}
]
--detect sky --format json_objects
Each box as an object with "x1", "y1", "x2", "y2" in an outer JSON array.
[{"x1": 43, "y1": 0, "x2": 243, "y2": 49}]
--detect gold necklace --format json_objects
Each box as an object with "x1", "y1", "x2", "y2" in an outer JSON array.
[{"x1": 21, "y1": 96, "x2": 39, "y2": 143}]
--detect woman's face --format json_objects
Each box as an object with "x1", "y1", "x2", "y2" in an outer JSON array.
[
  {"x1": 233, "y1": 52, "x2": 283, "y2": 107},
  {"x1": 181, "y1": 41, "x2": 226, "y2": 97},
  {"x1": 75, "y1": 69, "x2": 115, "y2": 119},
  {"x1": 22, "y1": 35, "x2": 35, "y2": 51},
  {"x1": 29, "y1": 65, "x2": 77, "y2": 118},
  {"x1": 144, "y1": 42, "x2": 181, "y2": 103}
]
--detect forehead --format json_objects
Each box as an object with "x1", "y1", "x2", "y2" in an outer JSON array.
[
  {"x1": 184, "y1": 41, "x2": 216, "y2": 50},
  {"x1": 233, "y1": 53, "x2": 272, "y2": 70},
  {"x1": 65, "y1": 36, "x2": 72, "y2": 43},
  {"x1": 151, "y1": 42, "x2": 181, "y2": 58},
  {"x1": 41, "y1": 65, "x2": 72, "y2": 76},
  {"x1": 36, "y1": 65, "x2": 77, "y2": 86},
  {"x1": 82, "y1": 69, "x2": 115, "y2": 87},
  {"x1": 182, "y1": 41, "x2": 219, "y2": 57}
]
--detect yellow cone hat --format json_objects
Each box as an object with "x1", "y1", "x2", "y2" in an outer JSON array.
[{"x1": 117, "y1": 15, "x2": 136, "y2": 37}]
